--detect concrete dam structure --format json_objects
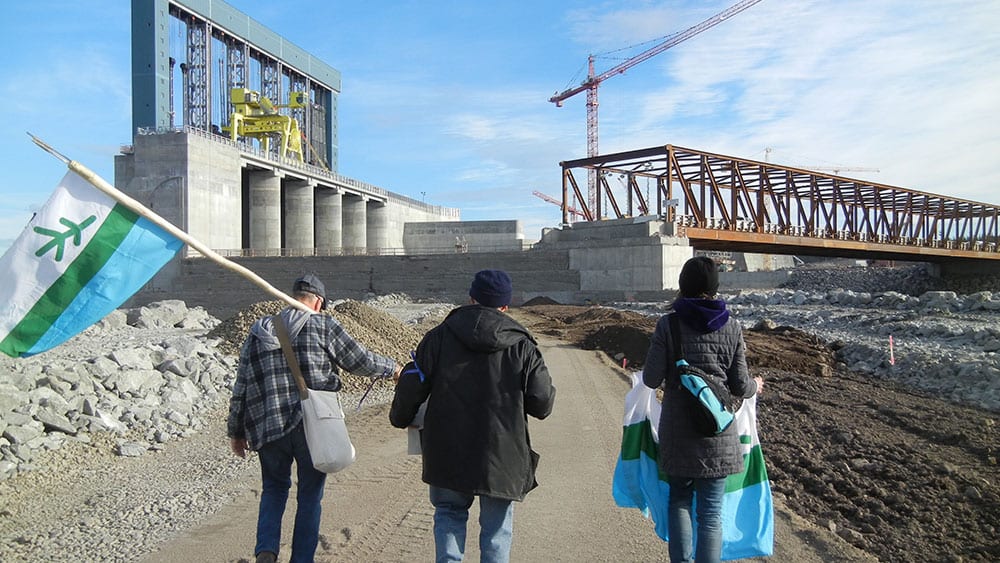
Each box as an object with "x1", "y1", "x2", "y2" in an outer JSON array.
[{"x1": 115, "y1": 128, "x2": 461, "y2": 257}]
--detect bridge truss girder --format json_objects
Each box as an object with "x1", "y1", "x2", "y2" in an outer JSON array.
[{"x1": 559, "y1": 145, "x2": 1000, "y2": 260}]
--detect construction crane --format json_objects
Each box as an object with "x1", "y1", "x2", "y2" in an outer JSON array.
[
  {"x1": 532, "y1": 190, "x2": 587, "y2": 219},
  {"x1": 549, "y1": 0, "x2": 764, "y2": 215}
]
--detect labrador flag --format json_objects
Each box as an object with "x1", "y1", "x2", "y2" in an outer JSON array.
[
  {"x1": 0, "y1": 170, "x2": 183, "y2": 357},
  {"x1": 612, "y1": 373, "x2": 774, "y2": 559}
]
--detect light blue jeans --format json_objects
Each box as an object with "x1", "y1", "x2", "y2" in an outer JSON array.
[
  {"x1": 668, "y1": 476, "x2": 727, "y2": 563},
  {"x1": 256, "y1": 424, "x2": 327, "y2": 563},
  {"x1": 429, "y1": 486, "x2": 514, "y2": 563}
]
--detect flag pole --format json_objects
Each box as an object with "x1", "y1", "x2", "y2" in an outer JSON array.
[{"x1": 28, "y1": 133, "x2": 312, "y2": 314}]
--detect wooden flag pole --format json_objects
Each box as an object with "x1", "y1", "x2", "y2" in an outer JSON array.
[{"x1": 28, "y1": 133, "x2": 312, "y2": 314}]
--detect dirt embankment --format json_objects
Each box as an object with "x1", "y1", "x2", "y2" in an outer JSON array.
[{"x1": 516, "y1": 304, "x2": 1000, "y2": 563}]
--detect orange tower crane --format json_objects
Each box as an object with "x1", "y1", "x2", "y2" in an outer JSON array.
[
  {"x1": 532, "y1": 190, "x2": 587, "y2": 219},
  {"x1": 549, "y1": 0, "x2": 764, "y2": 215}
]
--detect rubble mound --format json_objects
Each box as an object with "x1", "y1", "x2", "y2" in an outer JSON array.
[
  {"x1": 779, "y1": 263, "x2": 1000, "y2": 296},
  {"x1": 207, "y1": 299, "x2": 422, "y2": 397},
  {"x1": 522, "y1": 295, "x2": 561, "y2": 306},
  {"x1": 520, "y1": 305, "x2": 657, "y2": 367},
  {"x1": 745, "y1": 323, "x2": 838, "y2": 376}
]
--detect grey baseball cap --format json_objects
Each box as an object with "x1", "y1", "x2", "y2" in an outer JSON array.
[{"x1": 293, "y1": 274, "x2": 327, "y2": 308}]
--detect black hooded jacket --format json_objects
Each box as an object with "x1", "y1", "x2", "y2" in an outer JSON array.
[{"x1": 390, "y1": 304, "x2": 555, "y2": 501}]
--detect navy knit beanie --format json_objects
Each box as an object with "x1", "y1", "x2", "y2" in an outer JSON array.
[
  {"x1": 469, "y1": 269, "x2": 513, "y2": 307},
  {"x1": 678, "y1": 256, "x2": 720, "y2": 298}
]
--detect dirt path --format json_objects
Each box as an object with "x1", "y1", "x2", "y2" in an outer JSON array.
[{"x1": 141, "y1": 335, "x2": 872, "y2": 562}]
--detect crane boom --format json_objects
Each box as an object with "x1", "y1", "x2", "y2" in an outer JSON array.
[
  {"x1": 533, "y1": 190, "x2": 587, "y2": 218},
  {"x1": 549, "y1": 0, "x2": 763, "y2": 216},
  {"x1": 549, "y1": 0, "x2": 764, "y2": 104}
]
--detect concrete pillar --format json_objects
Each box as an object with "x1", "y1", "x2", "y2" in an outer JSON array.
[
  {"x1": 284, "y1": 179, "x2": 315, "y2": 254},
  {"x1": 342, "y1": 194, "x2": 367, "y2": 253},
  {"x1": 248, "y1": 170, "x2": 282, "y2": 252},
  {"x1": 315, "y1": 187, "x2": 343, "y2": 254},
  {"x1": 366, "y1": 200, "x2": 389, "y2": 253}
]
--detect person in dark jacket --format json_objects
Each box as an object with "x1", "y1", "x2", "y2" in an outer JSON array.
[
  {"x1": 390, "y1": 269, "x2": 556, "y2": 563},
  {"x1": 643, "y1": 257, "x2": 763, "y2": 563}
]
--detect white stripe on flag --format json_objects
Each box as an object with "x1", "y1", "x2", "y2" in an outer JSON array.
[{"x1": 0, "y1": 172, "x2": 115, "y2": 339}]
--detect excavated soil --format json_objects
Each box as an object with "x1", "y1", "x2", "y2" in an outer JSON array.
[{"x1": 515, "y1": 304, "x2": 1000, "y2": 562}]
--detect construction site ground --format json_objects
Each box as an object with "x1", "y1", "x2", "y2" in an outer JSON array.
[
  {"x1": 2, "y1": 297, "x2": 996, "y2": 562},
  {"x1": 515, "y1": 304, "x2": 998, "y2": 562}
]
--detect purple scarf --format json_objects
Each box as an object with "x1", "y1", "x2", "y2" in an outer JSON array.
[{"x1": 673, "y1": 297, "x2": 730, "y2": 333}]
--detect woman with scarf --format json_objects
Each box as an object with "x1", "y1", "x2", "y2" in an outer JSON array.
[{"x1": 643, "y1": 256, "x2": 763, "y2": 563}]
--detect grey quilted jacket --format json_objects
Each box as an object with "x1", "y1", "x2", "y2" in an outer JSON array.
[{"x1": 643, "y1": 305, "x2": 757, "y2": 478}]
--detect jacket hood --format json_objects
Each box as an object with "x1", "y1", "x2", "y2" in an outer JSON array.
[
  {"x1": 442, "y1": 304, "x2": 533, "y2": 353},
  {"x1": 673, "y1": 297, "x2": 730, "y2": 333},
  {"x1": 248, "y1": 307, "x2": 314, "y2": 351}
]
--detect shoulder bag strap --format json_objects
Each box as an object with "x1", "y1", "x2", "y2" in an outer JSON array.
[
  {"x1": 668, "y1": 313, "x2": 686, "y2": 368},
  {"x1": 272, "y1": 315, "x2": 310, "y2": 400}
]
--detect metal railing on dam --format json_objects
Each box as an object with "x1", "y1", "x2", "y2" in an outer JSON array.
[
  {"x1": 560, "y1": 145, "x2": 1000, "y2": 261},
  {"x1": 211, "y1": 243, "x2": 534, "y2": 258}
]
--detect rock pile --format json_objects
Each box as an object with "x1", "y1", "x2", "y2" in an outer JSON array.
[
  {"x1": 780, "y1": 263, "x2": 1000, "y2": 296},
  {"x1": 0, "y1": 297, "x2": 428, "y2": 483},
  {"x1": 0, "y1": 300, "x2": 229, "y2": 482}
]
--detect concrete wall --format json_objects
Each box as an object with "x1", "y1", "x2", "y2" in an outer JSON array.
[
  {"x1": 403, "y1": 221, "x2": 525, "y2": 254},
  {"x1": 129, "y1": 250, "x2": 580, "y2": 319},
  {"x1": 115, "y1": 131, "x2": 244, "y2": 256},
  {"x1": 738, "y1": 253, "x2": 797, "y2": 272},
  {"x1": 385, "y1": 200, "x2": 460, "y2": 249},
  {"x1": 538, "y1": 216, "x2": 692, "y2": 291},
  {"x1": 124, "y1": 211, "x2": 769, "y2": 318}
]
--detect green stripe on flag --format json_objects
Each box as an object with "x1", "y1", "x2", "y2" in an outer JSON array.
[
  {"x1": 726, "y1": 444, "x2": 769, "y2": 492},
  {"x1": 620, "y1": 421, "x2": 658, "y2": 461},
  {"x1": 0, "y1": 204, "x2": 138, "y2": 357},
  {"x1": 621, "y1": 421, "x2": 768, "y2": 492}
]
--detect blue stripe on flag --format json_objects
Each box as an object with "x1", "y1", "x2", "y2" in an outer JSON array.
[
  {"x1": 720, "y1": 481, "x2": 775, "y2": 560},
  {"x1": 25, "y1": 216, "x2": 182, "y2": 355}
]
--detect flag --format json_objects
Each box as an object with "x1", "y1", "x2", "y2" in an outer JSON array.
[
  {"x1": 613, "y1": 373, "x2": 774, "y2": 559},
  {"x1": 0, "y1": 170, "x2": 183, "y2": 357}
]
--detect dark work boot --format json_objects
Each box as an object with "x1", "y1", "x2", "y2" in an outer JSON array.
[{"x1": 255, "y1": 551, "x2": 277, "y2": 563}]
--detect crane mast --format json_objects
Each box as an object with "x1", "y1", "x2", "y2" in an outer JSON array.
[{"x1": 550, "y1": 0, "x2": 764, "y2": 216}]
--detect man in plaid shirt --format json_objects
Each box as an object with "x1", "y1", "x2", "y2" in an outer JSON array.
[{"x1": 227, "y1": 274, "x2": 400, "y2": 563}]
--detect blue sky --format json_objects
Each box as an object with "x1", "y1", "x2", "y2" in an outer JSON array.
[{"x1": 1, "y1": 0, "x2": 998, "y2": 255}]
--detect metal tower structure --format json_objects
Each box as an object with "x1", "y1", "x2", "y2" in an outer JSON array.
[
  {"x1": 550, "y1": 0, "x2": 763, "y2": 215},
  {"x1": 131, "y1": 0, "x2": 341, "y2": 171}
]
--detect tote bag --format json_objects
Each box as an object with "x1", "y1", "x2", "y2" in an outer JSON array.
[
  {"x1": 272, "y1": 314, "x2": 356, "y2": 474},
  {"x1": 301, "y1": 388, "x2": 356, "y2": 473}
]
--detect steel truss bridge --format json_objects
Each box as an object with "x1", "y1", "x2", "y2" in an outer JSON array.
[{"x1": 559, "y1": 145, "x2": 1000, "y2": 262}]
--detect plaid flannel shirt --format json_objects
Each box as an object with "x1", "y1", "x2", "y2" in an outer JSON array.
[{"x1": 227, "y1": 308, "x2": 396, "y2": 450}]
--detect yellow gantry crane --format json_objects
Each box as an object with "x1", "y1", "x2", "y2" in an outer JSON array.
[{"x1": 223, "y1": 88, "x2": 309, "y2": 162}]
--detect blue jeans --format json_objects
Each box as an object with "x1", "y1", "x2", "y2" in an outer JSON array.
[
  {"x1": 256, "y1": 424, "x2": 327, "y2": 563},
  {"x1": 429, "y1": 486, "x2": 514, "y2": 563},
  {"x1": 668, "y1": 476, "x2": 726, "y2": 563}
]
